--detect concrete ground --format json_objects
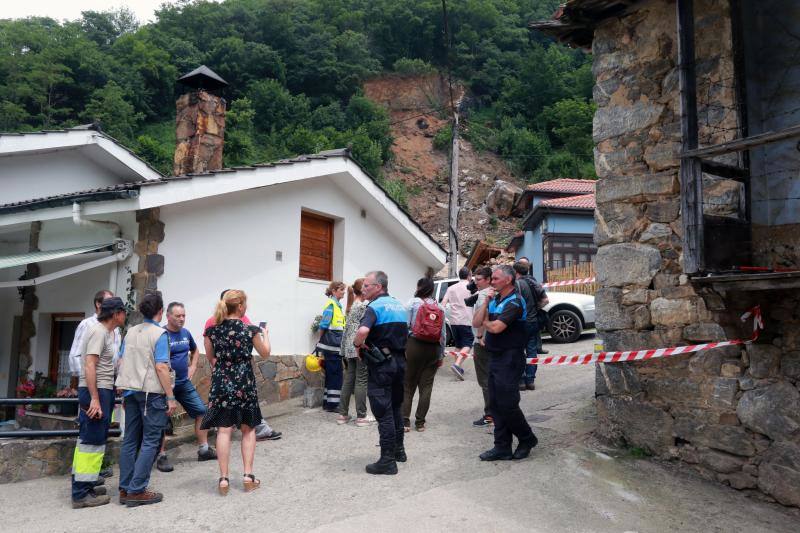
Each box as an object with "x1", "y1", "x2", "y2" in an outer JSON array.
[{"x1": 3, "y1": 333, "x2": 799, "y2": 532}]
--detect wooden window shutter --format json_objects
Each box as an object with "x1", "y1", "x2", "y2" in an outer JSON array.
[{"x1": 299, "y1": 211, "x2": 334, "y2": 281}]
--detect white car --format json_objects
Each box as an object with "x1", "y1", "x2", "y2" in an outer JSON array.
[{"x1": 433, "y1": 278, "x2": 595, "y2": 344}]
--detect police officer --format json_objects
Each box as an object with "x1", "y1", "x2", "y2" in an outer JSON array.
[
  {"x1": 472, "y1": 264, "x2": 538, "y2": 461},
  {"x1": 353, "y1": 270, "x2": 408, "y2": 475}
]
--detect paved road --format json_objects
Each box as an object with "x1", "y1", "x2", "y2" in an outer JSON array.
[{"x1": 3, "y1": 334, "x2": 798, "y2": 532}]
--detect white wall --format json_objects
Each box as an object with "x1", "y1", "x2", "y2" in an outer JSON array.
[
  {"x1": 158, "y1": 178, "x2": 435, "y2": 355},
  {"x1": 0, "y1": 148, "x2": 133, "y2": 206},
  {"x1": 0, "y1": 213, "x2": 138, "y2": 393}
]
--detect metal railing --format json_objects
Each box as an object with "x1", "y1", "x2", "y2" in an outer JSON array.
[{"x1": 0, "y1": 397, "x2": 122, "y2": 439}]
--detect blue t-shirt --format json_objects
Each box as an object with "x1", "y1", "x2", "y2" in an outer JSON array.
[{"x1": 164, "y1": 327, "x2": 197, "y2": 383}]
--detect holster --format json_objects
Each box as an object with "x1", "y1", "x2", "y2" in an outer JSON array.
[{"x1": 363, "y1": 344, "x2": 392, "y2": 364}]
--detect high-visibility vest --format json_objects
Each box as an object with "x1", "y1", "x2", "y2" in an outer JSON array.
[{"x1": 324, "y1": 298, "x2": 346, "y2": 331}]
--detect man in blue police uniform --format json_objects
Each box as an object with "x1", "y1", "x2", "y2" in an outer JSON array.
[
  {"x1": 353, "y1": 270, "x2": 408, "y2": 475},
  {"x1": 472, "y1": 264, "x2": 538, "y2": 461}
]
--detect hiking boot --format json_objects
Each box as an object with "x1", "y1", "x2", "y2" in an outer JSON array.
[
  {"x1": 118, "y1": 489, "x2": 128, "y2": 505},
  {"x1": 472, "y1": 416, "x2": 493, "y2": 427},
  {"x1": 125, "y1": 490, "x2": 163, "y2": 507},
  {"x1": 197, "y1": 446, "x2": 217, "y2": 461},
  {"x1": 366, "y1": 455, "x2": 398, "y2": 475},
  {"x1": 526, "y1": 382, "x2": 536, "y2": 391},
  {"x1": 519, "y1": 383, "x2": 527, "y2": 391},
  {"x1": 395, "y1": 445, "x2": 407, "y2": 463},
  {"x1": 99, "y1": 467, "x2": 113, "y2": 478},
  {"x1": 92, "y1": 486, "x2": 107, "y2": 496},
  {"x1": 92, "y1": 477, "x2": 105, "y2": 487},
  {"x1": 450, "y1": 364, "x2": 465, "y2": 381},
  {"x1": 72, "y1": 493, "x2": 111, "y2": 509},
  {"x1": 256, "y1": 430, "x2": 282, "y2": 441},
  {"x1": 156, "y1": 454, "x2": 173, "y2": 472},
  {"x1": 479, "y1": 447, "x2": 513, "y2": 461},
  {"x1": 513, "y1": 435, "x2": 539, "y2": 460}
]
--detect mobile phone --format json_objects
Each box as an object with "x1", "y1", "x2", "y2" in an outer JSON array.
[{"x1": 258, "y1": 321, "x2": 267, "y2": 329}]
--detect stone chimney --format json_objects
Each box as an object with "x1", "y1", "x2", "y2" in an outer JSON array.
[{"x1": 173, "y1": 65, "x2": 229, "y2": 176}]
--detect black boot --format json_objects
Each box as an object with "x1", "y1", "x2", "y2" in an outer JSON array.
[
  {"x1": 366, "y1": 452, "x2": 398, "y2": 475},
  {"x1": 395, "y1": 443, "x2": 407, "y2": 463}
]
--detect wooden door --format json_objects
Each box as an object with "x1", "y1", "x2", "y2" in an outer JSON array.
[{"x1": 299, "y1": 212, "x2": 334, "y2": 281}]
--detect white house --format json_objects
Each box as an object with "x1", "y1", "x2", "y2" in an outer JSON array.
[{"x1": 0, "y1": 126, "x2": 446, "y2": 397}]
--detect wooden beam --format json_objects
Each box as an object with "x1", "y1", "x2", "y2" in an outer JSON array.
[
  {"x1": 681, "y1": 123, "x2": 800, "y2": 158},
  {"x1": 700, "y1": 159, "x2": 747, "y2": 181},
  {"x1": 677, "y1": 0, "x2": 704, "y2": 274}
]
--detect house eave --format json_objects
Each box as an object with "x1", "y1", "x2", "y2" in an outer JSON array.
[{"x1": 523, "y1": 205, "x2": 595, "y2": 231}]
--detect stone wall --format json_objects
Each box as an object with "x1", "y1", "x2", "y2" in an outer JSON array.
[{"x1": 591, "y1": 0, "x2": 800, "y2": 507}]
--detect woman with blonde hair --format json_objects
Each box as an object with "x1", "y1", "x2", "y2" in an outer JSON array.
[
  {"x1": 337, "y1": 278, "x2": 370, "y2": 426},
  {"x1": 317, "y1": 281, "x2": 346, "y2": 412},
  {"x1": 202, "y1": 290, "x2": 270, "y2": 495}
]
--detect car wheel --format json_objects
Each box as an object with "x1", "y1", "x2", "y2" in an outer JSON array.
[{"x1": 547, "y1": 309, "x2": 582, "y2": 343}]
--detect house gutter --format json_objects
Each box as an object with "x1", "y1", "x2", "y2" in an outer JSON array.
[{"x1": 72, "y1": 202, "x2": 124, "y2": 291}]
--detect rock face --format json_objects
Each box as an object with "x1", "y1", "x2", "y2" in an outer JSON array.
[
  {"x1": 589, "y1": 0, "x2": 800, "y2": 507},
  {"x1": 485, "y1": 180, "x2": 523, "y2": 217},
  {"x1": 174, "y1": 90, "x2": 226, "y2": 175}
]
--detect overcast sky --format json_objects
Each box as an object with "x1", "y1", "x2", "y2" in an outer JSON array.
[{"x1": 3, "y1": 1, "x2": 221, "y2": 23}]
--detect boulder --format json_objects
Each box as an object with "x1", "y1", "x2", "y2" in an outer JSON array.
[
  {"x1": 758, "y1": 442, "x2": 800, "y2": 507},
  {"x1": 485, "y1": 180, "x2": 523, "y2": 217},
  {"x1": 650, "y1": 297, "x2": 698, "y2": 326},
  {"x1": 595, "y1": 243, "x2": 661, "y2": 288},
  {"x1": 736, "y1": 382, "x2": 800, "y2": 441},
  {"x1": 595, "y1": 288, "x2": 633, "y2": 331},
  {"x1": 697, "y1": 449, "x2": 746, "y2": 474},
  {"x1": 746, "y1": 344, "x2": 781, "y2": 379}
]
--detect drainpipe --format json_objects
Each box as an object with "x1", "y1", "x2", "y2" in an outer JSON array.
[{"x1": 72, "y1": 202, "x2": 123, "y2": 292}]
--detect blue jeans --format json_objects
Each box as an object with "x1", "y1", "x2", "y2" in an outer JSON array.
[
  {"x1": 71, "y1": 387, "x2": 114, "y2": 501},
  {"x1": 119, "y1": 392, "x2": 168, "y2": 494},
  {"x1": 174, "y1": 380, "x2": 206, "y2": 418},
  {"x1": 521, "y1": 320, "x2": 541, "y2": 384}
]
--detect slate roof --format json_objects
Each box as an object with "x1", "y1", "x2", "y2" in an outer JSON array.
[
  {"x1": 527, "y1": 178, "x2": 596, "y2": 195},
  {"x1": 539, "y1": 193, "x2": 596, "y2": 209}
]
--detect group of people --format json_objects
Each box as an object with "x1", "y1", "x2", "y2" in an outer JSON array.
[
  {"x1": 68, "y1": 260, "x2": 548, "y2": 509},
  {"x1": 69, "y1": 289, "x2": 281, "y2": 509}
]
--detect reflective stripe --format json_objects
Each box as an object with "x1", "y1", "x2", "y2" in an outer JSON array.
[
  {"x1": 325, "y1": 298, "x2": 346, "y2": 330},
  {"x1": 316, "y1": 343, "x2": 341, "y2": 352},
  {"x1": 72, "y1": 439, "x2": 105, "y2": 479}
]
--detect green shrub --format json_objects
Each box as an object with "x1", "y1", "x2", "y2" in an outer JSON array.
[
  {"x1": 433, "y1": 124, "x2": 452, "y2": 152},
  {"x1": 393, "y1": 58, "x2": 436, "y2": 76}
]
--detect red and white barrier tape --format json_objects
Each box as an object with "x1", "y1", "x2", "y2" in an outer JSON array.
[
  {"x1": 448, "y1": 306, "x2": 763, "y2": 367},
  {"x1": 541, "y1": 277, "x2": 596, "y2": 288}
]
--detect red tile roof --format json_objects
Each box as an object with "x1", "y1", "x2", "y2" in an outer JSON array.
[
  {"x1": 527, "y1": 178, "x2": 596, "y2": 194},
  {"x1": 539, "y1": 193, "x2": 596, "y2": 210}
]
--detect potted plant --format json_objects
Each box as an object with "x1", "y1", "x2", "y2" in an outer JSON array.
[{"x1": 15, "y1": 378, "x2": 34, "y2": 418}]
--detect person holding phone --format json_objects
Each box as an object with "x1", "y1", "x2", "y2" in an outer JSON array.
[
  {"x1": 202, "y1": 290, "x2": 271, "y2": 495},
  {"x1": 70, "y1": 297, "x2": 127, "y2": 509}
]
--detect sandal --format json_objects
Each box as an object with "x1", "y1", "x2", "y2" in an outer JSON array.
[
  {"x1": 243, "y1": 473, "x2": 261, "y2": 492},
  {"x1": 218, "y1": 477, "x2": 229, "y2": 496}
]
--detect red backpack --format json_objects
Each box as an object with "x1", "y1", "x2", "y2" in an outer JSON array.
[{"x1": 411, "y1": 298, "x2": 444, "y2": 343}]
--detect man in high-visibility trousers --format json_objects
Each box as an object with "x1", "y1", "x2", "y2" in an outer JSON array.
[{"x1": 71, "y1": 297, "x2": 126, "y2": 508}]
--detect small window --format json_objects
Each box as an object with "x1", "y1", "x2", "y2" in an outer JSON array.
[{"x1": 299, "y1": 211, "x2": 334, "y2": 281}]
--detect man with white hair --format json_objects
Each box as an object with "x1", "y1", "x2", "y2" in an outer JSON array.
[{"x1": 472, "y1": 264, "x2": 538, "y2": 462}]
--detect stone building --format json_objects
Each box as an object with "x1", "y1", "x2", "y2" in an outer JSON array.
[{"x1": 534, "y1": 0, "x2": 800, "y2": 507}]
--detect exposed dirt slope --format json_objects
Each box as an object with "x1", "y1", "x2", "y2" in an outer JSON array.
[{"x1": 364, "y1": 74, "x2": 525, "y2": 255}]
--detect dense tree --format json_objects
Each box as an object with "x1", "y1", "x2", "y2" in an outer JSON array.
[{"x1": 0, "y1": 0, "x2": 594, "y2": 182}]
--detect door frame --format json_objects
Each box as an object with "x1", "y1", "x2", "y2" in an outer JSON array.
[{"x1": 48, "y1": 313, "x2": 84, "y2": 384}]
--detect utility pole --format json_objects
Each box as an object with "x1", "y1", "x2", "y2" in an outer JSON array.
[{"x1": 442, "y1": 0, "x2": 459, "y2": 277}]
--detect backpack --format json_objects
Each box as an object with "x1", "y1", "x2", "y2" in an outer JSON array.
[
  {"x1": 411, "y1": 298, "x2": 444, "y2": 343},
  {"x1": 520, "y1": 276, "x2": 548, "y2": 309}
]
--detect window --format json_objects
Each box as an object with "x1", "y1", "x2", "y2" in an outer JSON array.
[
  {"x1": 299, "y1": 211, "x2": 334, "y2": 281},
  {"x1": 544, "y1": 234, "x2": 596, "y2": 270}
]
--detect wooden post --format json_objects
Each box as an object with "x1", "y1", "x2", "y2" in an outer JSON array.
[
  {"x1": 448, "y1": 113, "x2": 460, "y2": 277},
  {"x1": 677, "y1": 0, "x2": 704, "y2": 274}
]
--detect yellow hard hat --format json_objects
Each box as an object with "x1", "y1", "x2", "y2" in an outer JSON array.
[{"x1": 305, "y1": 354, "x2": 322, "y2": 372}]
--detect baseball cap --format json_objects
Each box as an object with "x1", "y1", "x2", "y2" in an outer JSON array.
[{"x1": 100, "y1": 296, "x2": 126, "y2": 314}]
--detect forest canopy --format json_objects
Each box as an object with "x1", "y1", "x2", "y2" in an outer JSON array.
[{"x1": 0, "y1": 0, "x2": 594, "y2": 182}]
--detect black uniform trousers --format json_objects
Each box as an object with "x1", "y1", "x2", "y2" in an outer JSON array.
[
  {"x1": 488, "y1": 347, "x2": 535, "y2": 452},
  {"x1": 367, "y1": 353, "x2": 406, "y2": 455}
]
